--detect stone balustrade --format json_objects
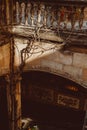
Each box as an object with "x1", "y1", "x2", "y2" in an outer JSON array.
[{"x1": 13, "y1": 1, "x2": 87, "y2": 31}]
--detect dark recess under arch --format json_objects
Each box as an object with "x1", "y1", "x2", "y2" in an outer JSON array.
[{"x1": 21, "y1": 70, "x2": 87, "y2": 130}]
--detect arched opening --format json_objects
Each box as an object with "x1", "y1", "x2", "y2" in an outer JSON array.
[{"x1": 21, "y1": 70, "x2": 87, "y2": 130}]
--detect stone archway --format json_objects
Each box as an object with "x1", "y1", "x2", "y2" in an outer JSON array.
[{"x1": 21, "y1": 70, "x2": 87, "y2": 130}]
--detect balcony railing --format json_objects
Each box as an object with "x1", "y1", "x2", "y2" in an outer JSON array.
[
  {"x1": 10, "y1": 1, "x2": 87, "y2": 30},
  {"x1": 1, "y1": 0, "x2": 87, "y2": 45}
]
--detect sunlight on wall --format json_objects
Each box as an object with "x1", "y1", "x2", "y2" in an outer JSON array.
[{"x1": 14, "y1": 38, "x2": 61, "y2": 66}]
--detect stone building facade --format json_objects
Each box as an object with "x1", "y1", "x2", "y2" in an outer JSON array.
[{"x1": 0, "y1": 0, "x2": 87, "y2": 130}]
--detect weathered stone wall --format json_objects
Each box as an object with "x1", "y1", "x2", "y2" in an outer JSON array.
[
  {"x1": 0, "y1": 38, "x2": 87, "y2": 88},
  {"x1": 14, "y1": 38, "x2": 87, "y2": 88},
  {"x1": 24, "y1": 50, "x2": 87, "y2": 88}
]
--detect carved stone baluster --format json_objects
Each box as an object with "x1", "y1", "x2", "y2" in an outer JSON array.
[
  {"x1": 25, "y1": 2, "x2": 32, "y2": 25},
  {"x1": 37, "y1": 5, "x2": 42, "y2": 27},
  {"x1": 31, "y1": 9, "x2": 34, "y2": 26},
  {"x1": 65, "y1": 7, "x2": 73, "y2": 30},
  {"x1": 43, "y1": 9, "x2": 47, "y2": 28},
  {"x1": 31, "y1": 3, "x2": 38, "y2": 26},
  {"x1": 33, "y1": 3, "x2": 38, "y2": 25},
  {"x1": 64, "y1": 13, "x2": 68, "y2": 29},
  {"x1": 20, "y1": 2, "x2": 26, "y2": 25},
  {"x1": 74, "y1": 8, "x2": 81, "y2": 30},
  {"x1": 52, "y1": 9, "x2": 58, "y2": 29},
  {"x1": 79, "y1": 8, "x2": 83, "y2": 29},
  {"x1": 83, "y1": 7, "x2": 87, "y2": 20},
  {"x1": 82, "y1": 7, "x2": 87, "y2": 29},
  {"x1": 57, "y1": 9, "x2": 61, "y2": 29},
  {"x1": 46, "y1": 6, "x2": 52, "y2": 28},
  {"x1": 59, "y1": 6, "x2": 67, "y2": 29},
  {"x1": 16, "y1": 1, "x2": 20, "y2": 24},
  {"x1": 68, "y1": 7, "x2": 75, "y2": 30},
  {"x1": 37, "y1": 3, "x2": 45, "y2": 27},
  {"x1": 40, "y1": 3, "x2": 45, "y2": 26},
  {"x1": 51, "y1": 9, "x2": 55, "y2": 28}
]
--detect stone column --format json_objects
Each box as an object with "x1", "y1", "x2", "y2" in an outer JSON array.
[
  {"x1": 6, "y1": 38, "x2": 22, "y2": 130},
  {"x1": 6, "y1": 75, "x2": 22, "y2": 130}
]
